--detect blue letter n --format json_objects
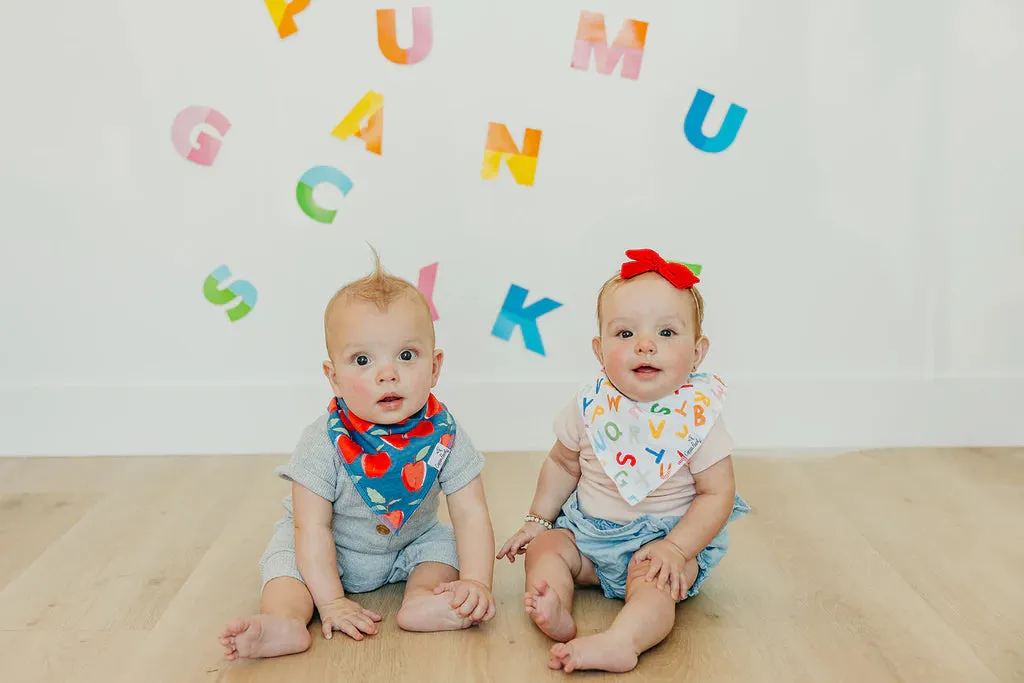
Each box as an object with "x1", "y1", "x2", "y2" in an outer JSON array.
[{"x1": 491, "y1": 284, "x2": 563, "y2": 356}]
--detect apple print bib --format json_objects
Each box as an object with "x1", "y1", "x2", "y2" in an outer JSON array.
[
  {"x1": 579, "y1": 372, "x2": 727, "y2": 506},
  {"x1": 328, "y1": 394, "x2": 456, "y2": 534}
]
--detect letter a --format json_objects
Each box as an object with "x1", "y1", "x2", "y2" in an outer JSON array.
[{"x1": 332, "y1": 91, "x2": 384, "y2": 155}]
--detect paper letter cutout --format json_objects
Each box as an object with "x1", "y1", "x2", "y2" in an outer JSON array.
[
  {"x1": 481, "y1": 123, "x2": 542, "y2": 186},
  {"x1": 265, "y1": 0, "x2": 310, "y2": 39},
  {"x1": 684, "y1": 88, "x2": 747, "y2": 153},
  {"x1": 670, "y1": 261, "x2": 702, "y2": 276},
  {"x1": 171, "y1": 106, "x2": 230, "y2": 166},
  {"x1": 296, "y1": 166, "x2": 354, "y2": 224},
  {"x1": 418, "y1": 262, "x2": 439, "y2": 321},
  {"x1": 377, "y1": 7, "x2": 433, "y2": 64},
  {"x1": 203, "y1": 265, "x2": 257, "y2": 322},
  {"x1": 332, "y1": 91, "x2": 384, "y2": 155},
  {"x1": 570, "y1": 11, "x2": 647, "y2": 80},
  {"x1": 490, "y1": 284, "x2": 562, "y2": 355}
]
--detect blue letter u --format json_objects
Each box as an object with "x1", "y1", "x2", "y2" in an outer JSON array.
[{"x1": 683, "y1": 88, "x2": 747, "y2": 153}]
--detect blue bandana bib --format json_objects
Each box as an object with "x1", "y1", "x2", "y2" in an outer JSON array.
[{"x1": 328, "y1": 394, "x2": 456, "y2": 534}]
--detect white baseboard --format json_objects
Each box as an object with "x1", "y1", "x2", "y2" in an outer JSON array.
[{"x1": 1, "y1": 378, "x2": 1021, "y2": 457}]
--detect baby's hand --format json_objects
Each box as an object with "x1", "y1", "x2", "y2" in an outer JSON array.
[
  {"x1": 633, "y1": 539, "x2": 690, "y2": 601},
  {"x1": 433, "y1": 579, "x2": 496, "y2": 623},
  {"x1": 317, "y1": 597, "x2": 383, "y2": 641},
  {"x1": 496, "y1": 521, "x2": 548, "y2": 564}
]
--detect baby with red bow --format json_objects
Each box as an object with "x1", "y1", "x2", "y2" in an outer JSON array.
[
  {"x1": 498, "y1": 248, "x2": 749, "y2": 673},
  {"x1": 221, "y1": 250, "x2": 496, "y2": 660}
]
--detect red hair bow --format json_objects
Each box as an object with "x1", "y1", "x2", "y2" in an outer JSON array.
[{"x1": 620, "y1": 249, "x2": 700, "y2": 289}]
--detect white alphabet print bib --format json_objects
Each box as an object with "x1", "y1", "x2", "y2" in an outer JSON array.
[{"x1": 578, "y1": 372, "x2": 727, "y2": 505}]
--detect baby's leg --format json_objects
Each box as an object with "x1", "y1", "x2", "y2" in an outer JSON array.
[
  {"x1": 523, "y1": 529, "x2": 598, "y2": 642},
  {"x1": 395, "y1": 562, "x2": 475, "y2": 632},
  {"x1": 549, "y1": 555, "x2": 699, "y2": 673},
  {"x1": 220, "y1": 577, "x2": 315, "y2": 660}
]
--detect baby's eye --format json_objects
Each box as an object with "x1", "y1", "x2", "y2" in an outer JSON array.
[
  {"x1": 659, "y1": 329, "x2": 676, "y2": 337},
  {"x1": 399, "y1": 349, "x2": 416, "y2": 361},
  {"x1": 616, "y1": 330, "x2": 633, "y2": 339},
  {"x1": 355, "y1": 355, "x2": 370, "y2": 366}
]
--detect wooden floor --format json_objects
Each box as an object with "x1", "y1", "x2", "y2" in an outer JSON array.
[{"x1": 1, "y1": 448, "x2": 1022, "y2": 683}]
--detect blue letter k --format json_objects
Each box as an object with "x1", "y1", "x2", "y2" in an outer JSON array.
[{"x1": 491, "y1": 284, "x2": 563, "y2": 356}]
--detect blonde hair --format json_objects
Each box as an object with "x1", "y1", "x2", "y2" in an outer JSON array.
[
  {"x1": 324, "y1": 246, "x2": 435, "y2": 355},
  {"x1": 596, "y1": 272, "x2": 704, "y2": 339}
]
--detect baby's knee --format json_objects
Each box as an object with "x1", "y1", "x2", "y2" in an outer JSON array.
[
  {"x1": 260, "y1": 576, "x2": 315, "y2": 622},
  {"x1": 527, "y1": 529, "x2": 575, "y2": 559},
  {"x1": 624, "y1": 556, "x2": 698, "y2": 600},
  {"x1": 626, "y1": 556, "x2": 653, "y2": 584}
]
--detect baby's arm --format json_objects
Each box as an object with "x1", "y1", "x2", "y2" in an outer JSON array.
[
  {"x1": 437, "y1": 476, "x2": 497, "y2": 622},
  {"x1": 292, "y1": 481, "x2": 345, "y2": 605},
  {"x1": 446, "y1": 476, "x2": 495, "y2": 588},
  {"x1": 528, "y1": 440, "x2": 583, "y2": 521},
  {"x1": 633, "y1": 456, "x2": 736, "y2": 600},
  {"x1": 663, "y1": 456, "x2": 737, "y2": 559},
  {"x1": 293, "y1": 482, "x2": 381, "y2": 640},
  {"x1": 496, "y1": 440, "x2": 582, "y2": 562}
]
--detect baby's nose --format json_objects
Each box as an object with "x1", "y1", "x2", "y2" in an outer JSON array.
[
  {"x1": 635, "y1": 337, "x2": 657, "y2": 354},
  {"x1": 376, "y1": 365, "x2": 398, "y2": 382}
]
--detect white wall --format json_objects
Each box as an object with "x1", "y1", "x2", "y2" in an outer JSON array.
[{"x1": 1, "y1": 1, "x2": 1021, "y2": 456}]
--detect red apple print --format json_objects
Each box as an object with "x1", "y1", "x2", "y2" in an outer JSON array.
[
  {"x1": 407, "y1": 421, "x2": 434, "y2": 438},
  {"x1": 440, "y1": 433, "x2": 454, "y2": 448},
  {"x1": 401, "y1": 461, "x2": 426, "y2": 492},
  {"x1": 382, "y1": 509, "x2": 404, "y2": 529},
  {"x1": 425, "y1": 394, "x2": 443, "y2": 418},
  {"x1": 381, "y1": 434, "x2": 408, "y2": 450},
  {"x1": 350, "y1": 413, "x2": 375, "y2": 432},
  {"x1": 362, "y1": 451, "x2": 392, "y2": 478},
  {"x1": 339, "y1": 409, "x2": 375, "y2": 433},
  {"x1": 335, "y1": 434, "x2": 363, "y2": 464}
]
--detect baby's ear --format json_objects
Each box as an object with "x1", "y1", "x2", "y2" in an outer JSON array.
[
  {"x1": 322, "y1": 360, "x2": 335, "y2": 380},
  {"x1": 692, "y1": 336, "x2": 710, "y2": 370},
  {"x1": 591, "y1": 336, "x2": 604, "y2": 367},
  {"x1": 431, "y1": 348, "x2": 445, "y2": 386}
]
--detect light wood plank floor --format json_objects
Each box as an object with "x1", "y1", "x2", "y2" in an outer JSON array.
[{"x1": 1, "y1": 449, "x2": 1021, "y2": 683}]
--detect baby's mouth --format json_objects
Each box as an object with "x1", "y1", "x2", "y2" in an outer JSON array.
[
  {"x1": 378, "y1": 393, "x2": 403, "y2": 405},
  {"x1": 631, "y1": 364, "x2": 660, "y2": 377}
]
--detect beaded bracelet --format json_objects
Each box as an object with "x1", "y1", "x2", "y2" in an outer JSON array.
[{"x1": 524, "y1": 514, "x2": 553, "y2": 530}]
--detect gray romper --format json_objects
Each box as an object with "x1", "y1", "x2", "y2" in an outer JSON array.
[{"x1": 259, "y1": 412, "x2": 485, "y2": 594}]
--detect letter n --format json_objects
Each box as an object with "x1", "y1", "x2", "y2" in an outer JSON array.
[{"x1": 481, "y1": 123, "x2": 542, "y2": 186}]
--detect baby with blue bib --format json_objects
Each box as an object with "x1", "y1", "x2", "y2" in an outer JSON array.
[
  {"x1": 498, "y1": 248, "x2": 749, "y2": 674},
  {"x1": 221, "y1": 250, "x2": 496, "y2": 660}
]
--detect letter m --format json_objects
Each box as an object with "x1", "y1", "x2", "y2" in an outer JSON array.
[{"x1": 570, "y1": 11, "x2": 648, "y2": 80}]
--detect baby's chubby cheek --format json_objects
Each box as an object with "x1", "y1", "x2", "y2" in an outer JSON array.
[
  {"x1": 342, "y1": 375, "x2": 376, "y2": 402},
  {"x1": 602, "y1": 346, "x2": 631, "y2": 376}
]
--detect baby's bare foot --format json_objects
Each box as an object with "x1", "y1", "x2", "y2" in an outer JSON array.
[
  {"x1": 396, "y1": 591, "x2": 474, "y2": 632},
  {"x1": 524, "y1": 580, "x2": 576, "y2": 642},
  {"x1": 219, "y1": 615, "x2": 311, "y2": 660},
  {"x1": 548, "y1": 632, "x2": 639, "y2": 673}
]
